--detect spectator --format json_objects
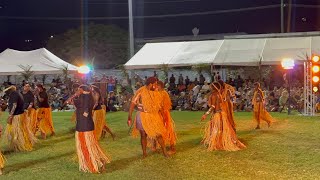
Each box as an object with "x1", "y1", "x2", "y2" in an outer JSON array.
[
  {"x1": 199, "y1": 74, "x2": 205, "y2": 85},
  {"x1": 185, "y1": 76, "x2": 190, "y2": 86},
  {"x1": 108, "y1": 91, "x2": 117, "y2": 112},
  {"x1": 169, "y1": 74, "x2": 176, "y2": 84},
  {"x1": 178, "y1": 74, "x2": 184, "y2": 85}
]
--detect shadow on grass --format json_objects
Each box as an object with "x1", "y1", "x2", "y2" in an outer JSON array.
[
  {"x1": 3, "y1": 133, "x2": 75, "y2": 155},
  {"x1": 237, "y1": 129, "x2": 284, "y2": 145},
  {"x1": 106, "y1": 155, "x2": 141, "y2": 173},
  {"x1": 176, "y1": 137, "x2": 202, "y2": 153},
  {"x1": 4, "y1": 151, "x2": 74, "y2": 174}
]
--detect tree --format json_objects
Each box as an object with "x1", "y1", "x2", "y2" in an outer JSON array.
[
  {"x1": 18, "y1": 65, "x2": 34, "y2": 81},
  {"x1": 46, "y1": 23, "x2": 128, "y2": 69},
  {"x1": 160, "y1": 64, "x2": 170, "y2": 83}
]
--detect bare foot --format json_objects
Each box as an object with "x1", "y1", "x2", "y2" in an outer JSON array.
[
  {"x1": 51, "y1": 132, "x2": 56, "y2": 136},
  {"x1": 255, "y1": 126, "x2": 261, "y2": 130},
  {"x1": 142, "y1": 153, "x2": 148, "y2": 159},
  {"x1": 0, "y1": 168, "x2": 3, "y2": 175},
  {"x1": 41, "y1": 132, "x2": 46, "y2": 139}
]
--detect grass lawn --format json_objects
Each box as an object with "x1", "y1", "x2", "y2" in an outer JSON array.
[{"x1": 0, "y1": 111, "x2": 319, "y2": 179}]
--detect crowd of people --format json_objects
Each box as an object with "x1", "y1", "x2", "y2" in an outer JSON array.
[{"x1": 132, "y1": 72, "x2": 305, "y2": 114}]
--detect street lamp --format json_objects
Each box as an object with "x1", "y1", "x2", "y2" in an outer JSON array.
[{"x1": 281, "y1": 58, "x2": 295, "y2": 114}]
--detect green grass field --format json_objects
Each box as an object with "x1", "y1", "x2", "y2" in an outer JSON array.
[{"x1": 0, "y1": 111, "x2": 319, "y2": 179}]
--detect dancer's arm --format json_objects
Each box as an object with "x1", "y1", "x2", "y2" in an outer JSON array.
[{"x1": 128, "y1": 92, "x2": 140, "y2": 126}]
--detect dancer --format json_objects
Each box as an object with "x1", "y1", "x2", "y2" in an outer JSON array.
[
  {"x1": 201, "y1": 82, "x2": 245, "y2": 151},
  {"x1": 128, "y1": 77, "x2": 169, "y2": 158},
  {"x1": 35, "y1": 84, "x2": 55, "y2": 139},
  {"x1": 157, "y1": 80, "x2": 177, "y2": 154},
  {"x1": 218, "y1": 80, "x2": 236, "y2": 131},
  {"x1": 74, "y1": 85, "x2": 110, "y2": 173},
  {"x1": 252, "y1": 82, "x2": 273, "y2": 129},
  {"x1": 4, "y1": 86, "x2": 37, "y2": 152},
  {"x1": 91, "y1": 85, "x2": 115, "y2": 140},
  {"x1": 21, "y1": 83, "x2": 37, "y2": 133}
]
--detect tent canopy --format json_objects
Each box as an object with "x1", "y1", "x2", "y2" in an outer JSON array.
[
  {"x1": 0, "y1": 48, "x2": 78, "y2": 75},
  {"x1": 125, "y1": 35, "x2": 320, "y2": 69}
]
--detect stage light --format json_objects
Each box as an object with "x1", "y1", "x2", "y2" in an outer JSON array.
[
  {"x1": 313, "y1": 87, "x2": 319, "y2": 92},
  {"x1": 312, "y1": 55, "x2": 319, "y2": 63},
  {"x1": 78, "y1": 65, "x2": 91, "y2": 74},
  {"x1": 313, "y1": 65, "x2": 320, "y2": 73},
  {"x1": 281, "y1": 58, "x2": 295, "y2": 70},
  {"x1": 313, "y1": 76, "x2": 319, "y2": 83}
]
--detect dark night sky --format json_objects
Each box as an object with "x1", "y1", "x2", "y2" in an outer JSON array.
[{"x1": 0, "y1": 0, "x2": 319, "y2": 51}]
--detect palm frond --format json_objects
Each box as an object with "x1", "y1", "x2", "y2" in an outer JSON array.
[{"x1": 18, "y1": 65, "x2": 34, "y2": 81}]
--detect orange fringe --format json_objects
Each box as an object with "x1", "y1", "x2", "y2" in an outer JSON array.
[
  {"x1": 131, "y1": 87, "x2": 166, "y2": 139},
  {"x1": 221, "y1": 84, "x2": 236, "y2": 130},
  {"x1": 0, "y1": 151, "x2": 5, "y2": 168},
  {"x1": 252, "y1": 89, "x2": 274, "y2": 126},
  {"x1": 93, "y1": 109, "x2": 106, "y2": 140},
  {"x1": 26, "y1": 108, "x2": 37, "y2": 134},
  {"x1": 253, "y1": 102, "x2": 274, "y2": 125},
  {"x1": 37, "y1": 108, "x2": 55, "y2": 135},
  {"x1": 4, "y1": 113, "x2": 38, "y2": 152},
  {"x1": 202, "y1": 111, "x2": 246, "y2": 151},
  {"x1": 75, "y1": 131, "x2": 110, "y2": 173}
]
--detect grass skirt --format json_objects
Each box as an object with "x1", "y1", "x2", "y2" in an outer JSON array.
[
  {"x1": 75, "y1": 131, "x2": 110, "y2": 173},
  {"x1": 26, "y1": 108, "x2": 37, "y2": 134},
  {"x1": 253, "y1": 102, "x2": 274, "y2": 125},
  {"x1": 132, "y1": 111, "x2": 167, "y2": 140},
  {"x1": 37, "y1": 108, "x2": 55, "y2": 135},
  {"x1": 0, "y1": 151, "x2": 4, "y2": 168},
  {"x1": 93, "y1": 109, "x2": 107, "y2": 140},
  {"x1": 4, "y1": 113, "x2": 38, "y2": 152},
  {"x1": 163, "y1": 110, "x2": 177, "y2": 146},
  {"x1": 202, "y1": 112, "x2": 246, "y2": 151}
]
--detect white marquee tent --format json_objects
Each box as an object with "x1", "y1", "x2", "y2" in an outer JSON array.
[
  {"x1": 0, "y1": 48, "x2": 78, "y2": 75},
  {"x1": 125, "y1": 35, "x2": 320, "y2": 69}
]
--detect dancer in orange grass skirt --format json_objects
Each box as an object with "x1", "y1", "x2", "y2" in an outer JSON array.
[
  {"x1": 74, "y1": 85, "x2": 110, "y2": 173},
  {"x1": 4, "y1": 86, "x2": 37, "y2": 152},
  {"x1": 35, "y1": 84, "x2": 55, "y2": 139},
  {"x1": 91, "y1": 85, "x2": 115, "y2": 141},
  {"x1": 201, "y1": 82, "x2": 245, "y2": 151},
  {"x1": 157, "y1": 80, "x2": 177, "y2": 154},
  {"x1": 252, "y1": 82, "x2": 274, "y2": 129},
  {"x1": 128, "y1": 77, "x2": 169, "y2": 158},
  {"x1": 218, "y1": 80, "x2": 236, "y2": 131}
]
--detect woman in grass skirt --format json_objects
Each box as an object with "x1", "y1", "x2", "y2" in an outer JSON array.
[
  {"x1": 201, "y1": 82, "x2": 245, "y2": 151},
  {"x1": 74, "y1": 85, "x2": 110, "y2": 173}
]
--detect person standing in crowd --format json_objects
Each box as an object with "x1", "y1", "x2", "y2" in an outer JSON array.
[
  {"x1": 201, "y1": 82, "x2": 246, "y2": 151},
  {"x1": 91, "y1": 85, "x2": 115, "y2": 141},
  {"x1": 4, "y1": 86, "x2": 37, "y2": 152},
  {"x1": 178, "y1": 74, "x2": 184, "y2": 85},
  {"x1": 157, "y1": 81, "x2": 177, "y2": 154},
  {"x1": 21, "y1": 83, "x2": 37, "y2": 134},
  {"x1": 35, "y1": 84, "x2": 55, "y2": 139},
  {"x1": 185, "y1": 76, "x2": 190, "y2": 87},
  {"x1": 199, "y1": 74, "x2": 205, "y2": 85},
  {"x1": 252, "y1": 82, "x2": 274, "y2": 129},
  {"x1": 73, "y1": 85, "x2": 110, "y2": 173},
  {"x1": 100, "y1": 74, "x2": 108, "y2": 104},
  {"x1": 128, "y1": 77, "x2": 169, "y2": 158}
]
